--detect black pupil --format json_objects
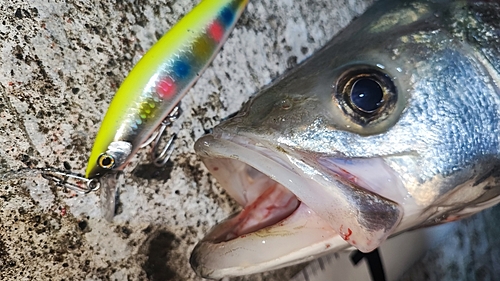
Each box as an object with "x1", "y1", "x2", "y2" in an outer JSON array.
[
  {"x1": 350, "y1": 78, "x2": 384, "y2": 113},
  {"x1": 102, "y1": 157, "x2": 112, "y2": 166}
]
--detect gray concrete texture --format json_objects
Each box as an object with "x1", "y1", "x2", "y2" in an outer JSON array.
[{"x1": 0, "y1": 0, "x2": 499, "y2": 281}]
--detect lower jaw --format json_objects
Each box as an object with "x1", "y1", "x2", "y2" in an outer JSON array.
[{"x1": 190, "y1": 202, "x2": 349, "y2": 279}]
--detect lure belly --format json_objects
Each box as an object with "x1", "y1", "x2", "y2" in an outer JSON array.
[{"x1": 86, "y1": 0, "x2": 249, "y2": 179}]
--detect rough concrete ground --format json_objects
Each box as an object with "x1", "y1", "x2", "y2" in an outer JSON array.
[{"x1": 0, "y1": 0, "x2": 372, "y2": 280}]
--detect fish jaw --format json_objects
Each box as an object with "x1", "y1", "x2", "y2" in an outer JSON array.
[
  {"x1": 190, "y1": 203, "x2": 346, "y2": 279},
  {"x1": 190, "y1": 132, "x2": 418, "y2": 278}
]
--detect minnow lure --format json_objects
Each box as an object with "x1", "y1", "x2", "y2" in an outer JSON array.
[{"x1": 85, "y1": 0, "x2": 250, "y2": 179}]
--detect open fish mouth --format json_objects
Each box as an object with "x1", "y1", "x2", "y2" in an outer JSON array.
[{"x1": 190, "y1": 131, "x2": 416, "y2": 278}]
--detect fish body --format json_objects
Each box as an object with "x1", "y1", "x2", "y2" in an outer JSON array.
[
  {"x1": 190, "y1": 0, "x2": 500, "y2": 278},
  {"x1": 85, "y1": 0, "x2": 249, "y2": 179}
]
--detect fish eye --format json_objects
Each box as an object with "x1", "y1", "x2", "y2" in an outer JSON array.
[
  {"x1": 335, "y1": 66, "x2": 397, "y2": 125},
  {"x1": 98, "y1": 153, "x2": 115, "y2": 169},
  {"x1": 350, "y1": 78, "x2": 384, "y2": 113}
]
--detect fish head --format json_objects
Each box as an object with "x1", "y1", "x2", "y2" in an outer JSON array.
[{"x1": 191, "y1": 0, "x2": 500, "y2": 278}]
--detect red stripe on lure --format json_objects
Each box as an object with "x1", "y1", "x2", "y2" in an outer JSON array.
[
  {"x1": 157, "y1": 77, "x2": 177, "y2": 99},
  {"x1": 209, "y1": 21, "x2": 225, "y2": 42}
]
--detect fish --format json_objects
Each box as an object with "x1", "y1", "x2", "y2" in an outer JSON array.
[
  {"x1": 85, "y1": 0, "x2": 249, "y2": 180},
  {"x1": 189, "y1": 0, "x2": 500, "y2": 278}
]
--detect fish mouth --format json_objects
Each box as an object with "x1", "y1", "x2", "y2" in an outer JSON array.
[{"x1": 190, "y1": 132, "x2": 414, "y2": 278}]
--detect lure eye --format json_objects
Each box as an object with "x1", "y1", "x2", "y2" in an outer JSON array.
[
  {"x1": 98, "y1": 154, "x2": 115, "y2": 169},
  {"x1": 335, "y1": 66, "x2": 397, "y2": 125}
]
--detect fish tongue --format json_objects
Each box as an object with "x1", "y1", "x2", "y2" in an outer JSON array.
[
  {"x1": 219, "y1": 181, "x2": 300, "y2": 242},
  {"x1": 190, "y1": 204, "x2": 348, "y2": 279},
  {"x1": 202, "y1": 181, "x2": 300, "y2": 243}
]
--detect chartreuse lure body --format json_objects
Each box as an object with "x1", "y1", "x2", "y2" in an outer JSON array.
[{"x1": 86, "y1": 0, "x2": 249, "y2": 179}]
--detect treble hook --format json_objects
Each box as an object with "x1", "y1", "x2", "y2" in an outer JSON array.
[
  {"x1": 140, "y1": 105, "x2": 182, "y2": 167},
  {"x1": 41, "y1": 168, "x2": 100, "y2": 194},
  {"x1": 152, "y1": 132, "x2": 177, "y2": 167}
]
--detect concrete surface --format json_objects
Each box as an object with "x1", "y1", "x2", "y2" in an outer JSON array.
[{"x1": 1, "y1": 0, "x2": 499, "y2": 281}]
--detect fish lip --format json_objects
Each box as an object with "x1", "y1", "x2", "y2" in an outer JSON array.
[
  {"x1": 191, "y1": 131, "x2": 409, "y2": 277},
  {"x1": 190, "y1": 203, "x2": 348, "y2": 279}
]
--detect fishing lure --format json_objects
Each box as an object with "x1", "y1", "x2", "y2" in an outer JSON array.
[{"x1": 85, "y1": 0, "x2": 250, "y2": 179}]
